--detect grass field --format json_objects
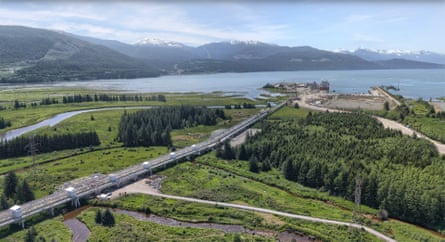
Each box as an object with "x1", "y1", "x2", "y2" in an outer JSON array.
[
  {"x1": 92, "y1": 194, "x2": 379, "y2": 241},
  {"x1": 192, "y1": 156, "x2": 444, "y2": 242},
  {"x1": 0, "y1": 216, "x2": 71, "y2": 242},
  {"x1": 269, "y1": 105, "x2": 309, "y2": 120},
  {"x1": 0, "y1": 146, "x2": 168, "y2": 198},
  {"x1": 0, "y1": 88, "x2": 275, "y2": 132},
  {"x1": 78, "y1": 207, "x2": 270, "y2": 242}
]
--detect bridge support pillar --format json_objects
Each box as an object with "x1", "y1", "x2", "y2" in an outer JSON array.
[
  {"x1": 18, "y1": 219, "x2": 24, "y2": 229},
  {"x1": 49, "y1": 207, "x2": 55, "y2": 216},
  {"x1": 72, "y1": 198, "x2": 80, "y2": 208}
]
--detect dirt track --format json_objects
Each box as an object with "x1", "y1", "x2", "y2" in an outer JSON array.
[
  {"x1": 295, "y1": 100, "x2": 445, "y2": 155},
  {"x1": 111, "y1": 180, "x2": 396, "y2": 242}
]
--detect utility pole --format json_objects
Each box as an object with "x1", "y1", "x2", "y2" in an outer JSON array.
[
  {"x1": 25, "y1": 135, "x2": 39, "y2": 183},
  {"x1": 349, "y1": 175, "x2": 363, "y2": 241},
  {"x1": 353, "y1": 175, "x2": 362, "y2": 222}
]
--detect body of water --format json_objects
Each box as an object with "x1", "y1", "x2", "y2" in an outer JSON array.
[{"x1": 1, "y1": 69, "x2": 444, "y2": 99}]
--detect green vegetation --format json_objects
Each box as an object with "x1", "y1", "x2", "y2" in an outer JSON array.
[
  {"x1": 0, "y1": 26, "x2": 159, "y2": 83},
  {"x1": 0, "y1": 117, "x2": 11, "y2": 129},
  {"x1": 93, "y1": 194, "x2": 378, "y2": 241},
  {"x1": 0, "y1": 88, "x2": 266, "y2": 133},
  {"x1": 232, "y1": 111, "x2": 444, "y2": 231},
  {"x1": 158, "y1": 157, "x2": 444, "y2": 241},
  {"x1": 0, "y1": 131, "x2": 100, "y2": 159},
  {"x1": 79, "y1": 207, "x2": 268, "y2": 242},
  {"x1": 160, "y1": 162, "x2": 355, "y2": 222},
  {"x1": 0, "y1": 147, "x2": 168, "y2": 198},
  {"x1": 118, "y1": 106, "x2": 226, "y2": 147},
  {"x1": 371, "y1": 95, "x2": 445, "y2": 143},
  {"x1": 0, "y1": 217, "x2": 71, "y2": 242},
  {"x1": 269, "y1": 105, "x2": 309, "y2": 120},
  {"x1": 94, "y1": 194, "x2": 265, "y2": 228}
]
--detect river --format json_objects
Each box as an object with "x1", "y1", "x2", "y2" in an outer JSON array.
[
  {"x1": 0, "y1": 106, "x2": 156, "y2": 141},
  {"x1": 1, "y1": 69, "x2": 444, "y2": 99}
]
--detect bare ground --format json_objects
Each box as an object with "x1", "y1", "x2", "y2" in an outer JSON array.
[{"x1": 230, "y1": 128, "x2": 261, "y2": 147}]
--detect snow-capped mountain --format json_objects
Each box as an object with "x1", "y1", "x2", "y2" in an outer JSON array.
[
  {"x1": 337, "y1": 48, "x2": 445, "y2": 65},
  {"x1": 135, "y1": 38, "x2": 185, "y2": 48}
]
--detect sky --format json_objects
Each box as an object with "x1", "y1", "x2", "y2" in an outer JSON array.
[{"x1": 0, "y1": 1, "x2": 444, "y2": 53}]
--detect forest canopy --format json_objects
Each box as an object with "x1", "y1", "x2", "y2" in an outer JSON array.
[
  {"x1": 228, "y1": 112, "x2": 444, "y2": 230},
  {"x1": 117, "y1": 106, "x2": 226, "y2": 147}
]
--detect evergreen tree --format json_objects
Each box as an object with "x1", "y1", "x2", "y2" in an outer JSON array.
[
  {"x1": 17, "y1": 180, "x2": 35, "y2": 203},
  {"x1": 282, "y1": 158, "x2": 296, "y2": 181},
  {"x1": 262, "y1": 160, "x2": 271, "y2": 172},
  {"x1": 237, "y1": 145, "x2": 248, "y2": 160},
  {"x1": 102, "y1": 209, "x2": 115, "y2": 226},
  {"x1": 223, "y1": 142, "x2": 235, "y2": 160},
  {"x1": 3, "y1": 171, "x2": 18, "y2": 199},
  {"x1": 249, "y1": 156, "x2": 259, "y2": 173},
  {"x1": 24, "y1": 226, "x2": 37, "y2": 242},
  {"x1": 0, "y1": 196, "x2": 9, "y2": 209},
  {"x1": 95, "y1": 209, "x2": 103, "y2": 224}
]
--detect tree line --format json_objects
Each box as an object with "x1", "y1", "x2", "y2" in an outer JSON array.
[
  {"x1": 224, "y1": 103, "x2": 256, "y2": 109},
  {"x1": 118, "y1": 106, "x2": 226, "y2": 147},
  {"x1": 220, "y1": 112, "x2": 444, "y2": 230},
  {"x1": 37, "y1": 94, "x2": 166, "y2": 106},
  {"x1": 0, "y1": 131, "x2": 100, "y2": 159},
  {"x1": 0, "y1": 117, "x2": 11, "y2": 129}
]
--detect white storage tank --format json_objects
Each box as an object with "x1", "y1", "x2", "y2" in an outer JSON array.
[
  {"x1": 65, "y1": 187, "x2": 77, "y2": 199},
  {"x1": 10, "y1": 205, "x2": 22, "y2": 219},
  {"x1": 143, "y1": 161, "x2": 151, "y2": 170}
]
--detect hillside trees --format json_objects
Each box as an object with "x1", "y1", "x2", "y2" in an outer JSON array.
[{"x1": 234, "y1": 112, "x2": 444, "y2": 229}]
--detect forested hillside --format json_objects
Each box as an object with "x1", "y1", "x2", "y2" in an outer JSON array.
[
  {"x1": 229, "y1": 112, "x2": 444, "y2": 230},
  {"x1": 0, "y1": 26, "x2": 159, "y2": 83}
]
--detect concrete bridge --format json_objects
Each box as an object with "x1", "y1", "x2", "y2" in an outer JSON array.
[{"x1": 0, "y1": 102, "x2": 285, "y2": 228}]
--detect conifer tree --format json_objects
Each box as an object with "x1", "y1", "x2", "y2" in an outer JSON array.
[
  {"x1": 95, "y1": 209, "x2": 103, "y2": 224},
  {"x1": 102, "y1": 209, "x2": 115, "y2": 226},
  {"x1": 3, "y1": 171, "x2": 18, "y2": 199}
]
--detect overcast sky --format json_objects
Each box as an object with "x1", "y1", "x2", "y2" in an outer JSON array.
[{"x1": 1, "y1": 1, "x2": 444, "y2": 52}]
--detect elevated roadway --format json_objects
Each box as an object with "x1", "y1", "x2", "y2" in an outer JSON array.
[{"x1": 0, "y1": 102, "x2": 285, "y2": 228}]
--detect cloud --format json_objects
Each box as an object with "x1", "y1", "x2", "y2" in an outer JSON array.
[
  {"x1": 346, "y1": 14, "x2": 374, "y2": 23},
  {"x1": 353, "y1": 33, "x2": 384, "y2": 43},
  {"x1": 0, "y1": 2, "x2": 292, "y2": 45}
]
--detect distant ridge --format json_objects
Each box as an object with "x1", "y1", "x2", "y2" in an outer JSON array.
[
  {"x1": 0, "y1": 26, "x2": 160, "y2": 83},
  {"x1": 1, "y1": 25, "x2": 443, "y2": 83}
]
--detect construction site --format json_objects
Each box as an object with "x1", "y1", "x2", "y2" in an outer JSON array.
[{"x1": 271, "y1": 81, "x2": 397, "y2": 111}]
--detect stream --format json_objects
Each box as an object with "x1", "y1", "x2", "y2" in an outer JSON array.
[
  {"x1": 0, "y1": 104, "x2": 241, "y2": 141},
  {"x1": 0, "y1": 106, "x2": 155, "y2": 141},
  {"x1": 62, "y1": 206, "x2": 313, "y2": 242}
]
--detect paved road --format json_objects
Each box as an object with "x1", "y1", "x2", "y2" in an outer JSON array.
[
  {"x1": 295, "y1": 99, "x2": 445, "y2": 155},
  {"x1": 114, "y1": 183, "x2": 396, "y2": 242}
]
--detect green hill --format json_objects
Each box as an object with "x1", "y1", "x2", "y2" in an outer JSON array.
[{"x1": 0, "y1": 26, "x2": 159, "y2": 83}]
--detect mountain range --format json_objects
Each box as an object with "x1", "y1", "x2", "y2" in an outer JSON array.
[{"x1": 1, "y1": 26, "x2": 443, "y2": 83}]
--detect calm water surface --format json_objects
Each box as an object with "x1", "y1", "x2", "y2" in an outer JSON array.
[{"x1": 1, "y1": 69, "x2": 444, "y2": 99}]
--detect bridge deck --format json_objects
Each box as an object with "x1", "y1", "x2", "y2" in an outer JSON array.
[{"x1": 0, "y1": 103, "x2": 284, "y2": 228}]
